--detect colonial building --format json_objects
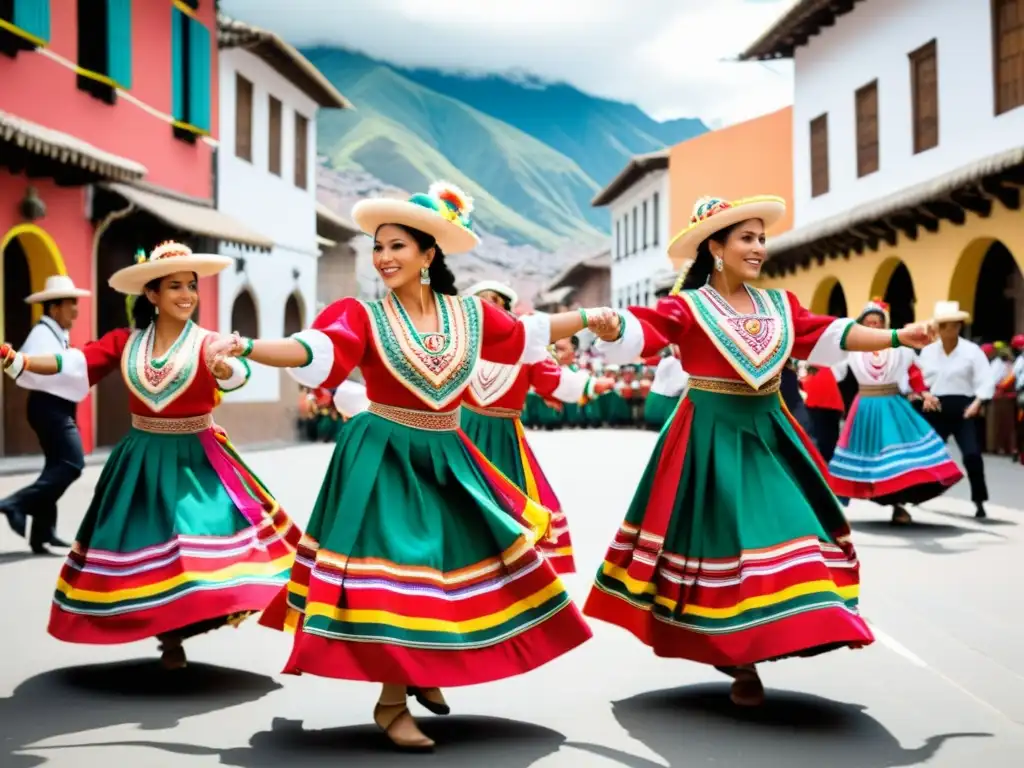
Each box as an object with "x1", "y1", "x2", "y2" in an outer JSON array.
[
  {"x1": 0, "y1": 0, "x2": 269, "y2": 456},
  {"x1": 213, "y1": 15, "x2": 350, "y2": 443},
  {"x1": 315, "y1": 202, "x2": 361, "y2": 310},
  {"x1": 533, "y1": 249, "x2": 611, "y2": 312},
  {"x1": 592, "y1": 150, "x2": 671, "y2": 310},
  {"x1": 743, "y1": 0, "x2": 1024, "y2": 338}
]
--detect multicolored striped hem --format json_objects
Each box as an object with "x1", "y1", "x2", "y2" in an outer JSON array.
[
  {"x1": 583, "y1": 530, "x2": 874, "y2": 666},
  {"x1": 48, "y1": 508, "x2": 300, "y2": 645},
  {"x1": 259, "y1": 531, "x2": 592, "y2": 686}
]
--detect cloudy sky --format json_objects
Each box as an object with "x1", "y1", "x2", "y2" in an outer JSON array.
[{"x1": 220, "y1": 0, "x2": 797, "y2": 128}]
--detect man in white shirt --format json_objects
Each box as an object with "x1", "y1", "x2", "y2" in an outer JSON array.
[
  {"x1": 916, "y1": 301, "x2": 994, "y2": 519},
  {"x1": 0, "y1": 276, "x2": 90, "y2": 553}
]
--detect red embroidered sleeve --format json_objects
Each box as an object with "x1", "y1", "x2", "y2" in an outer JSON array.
[
  {"x1": 788, "y1": 291, "x2": 844, "y2": 361},
  {"x1": 83, "y1": 328, "x2": 131, "y2": 385},
  {"x1": 632, "y1": 296, "x2": 693, "y2": 356},
  {"x1": 480, "y1": 299, "x2": 527, "y2": 365},
  {"x1": 527, "y1": 358, "x2": 563, "y2": 398}
]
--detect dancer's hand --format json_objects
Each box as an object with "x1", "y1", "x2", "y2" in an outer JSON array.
[
  {"x1": 921, "y1": 393, "x2": 941, "y2": 412},
  {"x1": 897, "y1": 322, "x2": 936, "y2": 349},
  {"x1": 964, "y1": 399, "x2": 982, "y2": 419},
  {"x1": 588, "y1": 308, "x2": 621, "y2": 342},
  {"x1": 1, "y1": 344, "x2": 25, "y2": 379},
  {"x1": 204, "y1": 333, "x2": 238, "y2": 379}
]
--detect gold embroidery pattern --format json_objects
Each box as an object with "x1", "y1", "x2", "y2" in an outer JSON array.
[
  {"x1": 131, "y1": 413, "x2": 214, "y2": 433},
  {"x1": 368, "y1": 402, "x2": 461, "y2": 431},
  {"x1": 687, "y1": 375, "x2": 781, "y2": 396}
]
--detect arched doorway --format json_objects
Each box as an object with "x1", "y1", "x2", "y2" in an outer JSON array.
[
  {"x1": 950, "y1": 238, "x2": 1024, "y2": 342},
  {"x1": 827, "y1": 282, "x2": 848, "y2": 318},
  {"x1": 972, "y1": 241, "x2": 1020, "y2": 342},
  {"x1": 231, "y1": 288, "x2": 259, "y2": 339},
  {"x1": 810, "y1": 276, "x2": 847, "y2": 317},
  {"x1": 870, "y1": 257, "x2": 915, "y2": 329},
  {"x1": 1, "y1": 225, "x2": 68, "y2": 456},
  {"x1": 283, "y1": 292, "x2": 304, "y2": 336}
]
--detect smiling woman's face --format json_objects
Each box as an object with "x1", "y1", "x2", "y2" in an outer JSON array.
[
  {"x1": 145, "y1": 271, "x2": 198, "y2": 323},
  {"x1": 373, "y1": 224, "x2": 432, "y2": 291},
  {"x1": 709, "y1": 218, "x2": 767, "y2": 282}
]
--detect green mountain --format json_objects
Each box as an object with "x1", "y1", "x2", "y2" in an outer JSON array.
[{"x1": 303, "y1": 48, "x2": 707, "y2": 250}]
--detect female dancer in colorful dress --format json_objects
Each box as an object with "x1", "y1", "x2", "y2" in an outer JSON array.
[
  {"x1": 582, "y1": 195, "x2": 935, "y2": 707},
  {"x1": 221, "y1": 183, "x2": 607, "y2": 751},
  {"x1": 0, "y1": 242, "x2": 300, "y2": 669},
  {"x1": 462, "y1": 280, "x2": 614, "y2": 574},
  {"x1": 827, "y1": 299, "x2": 963, "y2": 525}
]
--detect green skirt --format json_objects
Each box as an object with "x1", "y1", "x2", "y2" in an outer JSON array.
[
  {"x1": 644, "y1": 392, "x2": 680, "y2": 430},
  {"x1": 49, "y1": 425, "x2": 299, "y2": 645},
  {"x1": 584, "y1": 386, "x2": 874, "y2": 666},
  {"x1": 261, "y1": 407, "x2": 591, "y2": 687}
]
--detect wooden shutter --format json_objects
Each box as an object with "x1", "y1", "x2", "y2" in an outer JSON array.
[
  {"x1": 106, "y1": 0, "x2": 131, "y2": 88},
  {"x1": 910, "y1": 40, "x2": 938, "y2": 153},
  {"x1": 994, "y1": 0, "x2": 1024, "y2": 114},
  {"x1": 235, "y1": 74, "x2": 253, "y2": 161},
  {"x1": 170, "y1": 6, "x2": 185, "y2": 120},
  {"x1": 294, "y1": 112, "x2": 309, "y2": 189},
  {"x1": 11, "y1": 0, "x2": 50, "y2": 44},
  {"x1": 855, "y1": 80, "x2": 879, "y2": 177},
  {"x1": 615, "y1": 220, "x2": 621, "y2": 260},
  {"x1": 642, "y1": 199, "x2": 648, "y2": 249},
  {"x1": 268, "y1": 96, "x2": 282, "y2": 176},
  {"x1": 809, "y1": 113, "x2": 829, "y2": 197},
  {"x1": 652, "y1": 191, "x2": 660, "y2": 246},
  {"x1": 186, "y1": 17, "x2": 211, "y2": 132}
]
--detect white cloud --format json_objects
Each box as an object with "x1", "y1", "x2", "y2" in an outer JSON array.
[{"x1": 221, "y1": 0, "x2": 798, "y2": 126}]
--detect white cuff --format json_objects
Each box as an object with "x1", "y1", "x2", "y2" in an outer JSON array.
[
  {"x1": 519, "y1": 313, "x2": 552, "y2": 364},
  {"x1": 333, "y1": 381, "x2": 369, "y2": 416},
  {"x1": 216, "y1": 357, "x2": 250, "y2": 392},
  {"x1": 595, "y1": 311, "x2": 644, "y2": 364},
  {"x1": 552, "y1": 367, "x2": 590, "y2": 403},
  {"x1": 287, "y1": 329, "x2": 334, "y2": 388},
  {"x1": 807, "y1": 319, "x2": 855, "y2": 367},
  {"x1": 4, "y1": 351, "x2": 25, "y2": 380}
]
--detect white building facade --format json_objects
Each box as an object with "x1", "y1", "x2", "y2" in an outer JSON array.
[
  {"x1": 783, "y1": 0, "x2": 1024, "y2": 227},
  {"x1": 214, "y1": 17, "x2": 350, "y2": 441},
  {"x1": 592, "y1": 151, "x2": 673, "y2": 310}
]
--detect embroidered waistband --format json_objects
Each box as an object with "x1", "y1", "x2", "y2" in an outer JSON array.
[
  {"x1": 368, "y1": 402, "x2": 460, "y2": 431},
  {"x1": 859, "y1": 384, "x2": 901, "y2": 397},
  {"x1": 687, "y1": 375, "x2": 781, "y2": 396},
  {"x1": 463, "y1": 402, "x2": 521, "y2": 419},
  {"x1": 131, "y1": 413, "x2": 214, "y2": 434}
]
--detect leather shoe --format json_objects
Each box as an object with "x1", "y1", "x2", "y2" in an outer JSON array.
[{"x1": 2, "y1": 508, "x2": 26, "y2": 538}]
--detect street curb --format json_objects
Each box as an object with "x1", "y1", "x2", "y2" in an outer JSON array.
[{"x1": 0, "y1": 440, "x2": 305, "y2": 478}]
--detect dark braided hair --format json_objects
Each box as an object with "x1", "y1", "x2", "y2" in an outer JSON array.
[{"x1": 379, "y1": 224, "x2": 458, "y2": 296}]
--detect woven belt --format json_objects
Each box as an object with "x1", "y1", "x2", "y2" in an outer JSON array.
[
  {"x1": 463, "y1": 402, "x2": 521, "y2": 419},
  {"x1": 131, "y1": 413, "x2": 213, "y2": 434},
  {"x1": 859, "y1": 384, "x2": 900, "y2": 397},
  {"x1": 687, "y1": 375, "x2": 781, "y2": 396},
  {"x1": 368, "y1": 402, "x2": 460, "y2": 431}
]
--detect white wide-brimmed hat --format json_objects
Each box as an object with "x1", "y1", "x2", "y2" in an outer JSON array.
[
  {"x1": 352, "y1": 181, "x2": 480, "y2": 255},
  {"x1": 931, "y1": 300, "x2": 971, "y2": 324},
  {"x1": 25, "y1": 275, "x2": 91, "y2": 304},
  {"x1": 467, "y1": 280, "x2": 518, "y2": 308},
  {"x1": 667, "y1": 195, "x2": 786, "y2": 270},
  {"x1": 108, "y1": 241, "x2": 233, "y2": 295}
]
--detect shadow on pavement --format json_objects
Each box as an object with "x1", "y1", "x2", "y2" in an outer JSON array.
[
  {"x1": 923, "y1": 508, "x2": 1018, "y2": 527},
  {"x1": 0, "y1": 551, "x2": 40, "y2": 566},
  {"x1": 567, "y1": 683, "x2": 990, "y2": 767},
  {"x1": 850, "y1": 519, "x2": 1004, "y2": 555},
  {"x1": 0, "y1": 660, "x2": 282, "y2": 768},
  {"x1": 31, "y1": 715, "x2": 568, "y2": 767}
]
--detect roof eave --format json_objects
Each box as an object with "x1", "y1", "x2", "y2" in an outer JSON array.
[
  {"x1": 738, "y1": 0, "x2": 867, "y2": 62},
  {"x1": 591, "y1": 152, "x2": 669, "y2": 207}
]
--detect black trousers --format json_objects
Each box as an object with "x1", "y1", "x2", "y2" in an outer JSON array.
[
  {"x1": 808, "y1": 408, "x2": 842, "y2": 464},
  {"x1": 1, "y1": 391, "x2": 84, "y2": 544},
  {"x1": 922, "y1": 395, "x2": 988, "y2": 503}
]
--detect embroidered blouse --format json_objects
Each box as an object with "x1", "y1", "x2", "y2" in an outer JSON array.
[
  {"x1": 289, "y1": 293, "x2": 553, "y2": 412},
  {"x1": 598, "y1": 285, "x2": 854, "y2": 391},
  {"x1": 831, "y1": 347, "x2": 927, "y2": 395},
  {"x1": 42, "y1": 320, "x2": 250, "y2": 415},
  {"x1": 465, "y1": 357, "x2": 593, "y2": 411}
]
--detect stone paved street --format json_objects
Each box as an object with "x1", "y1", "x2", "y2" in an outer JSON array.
[{"x1": 1, "y1": 428, "x2": 1022, "y2": 767}]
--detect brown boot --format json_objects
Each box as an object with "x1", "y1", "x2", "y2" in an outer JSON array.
[
  {"x1": 373, "y1": 701, "x2": 434, "y2": 751},
  {"x1": 157, "y1": 636, "x2": 187, "y2": 670},
  {"x1": 720, "y1": 665, "x2": 765, "y2": 707}
]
